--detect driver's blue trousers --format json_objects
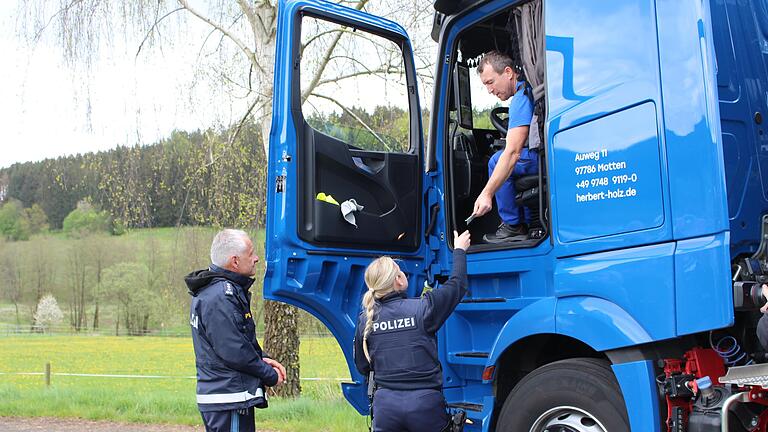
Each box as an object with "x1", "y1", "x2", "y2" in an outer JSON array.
[{"x1": 489, "y1": 148, "x2": 539, "y2": 225}]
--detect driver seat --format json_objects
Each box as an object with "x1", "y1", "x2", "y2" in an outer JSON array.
[{"x1": 514, "y1": 172, "x2": 544, "y2": 239}]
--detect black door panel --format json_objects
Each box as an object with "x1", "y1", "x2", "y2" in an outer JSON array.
[{"x1": 298, "y1": 124, "x2": 420, "y2": 250}]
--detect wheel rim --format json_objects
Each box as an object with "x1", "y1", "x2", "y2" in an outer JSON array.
[{"x1": 530, "y1": 406, "x2": 609, "y2": 432}]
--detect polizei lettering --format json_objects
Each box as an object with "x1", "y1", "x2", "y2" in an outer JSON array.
[
  {"x1": 372, "y1": 317, "x2": 416, "y2": 333},
  {"x1": 190, "y1": 313, "x2": 199, "y2": 329}
]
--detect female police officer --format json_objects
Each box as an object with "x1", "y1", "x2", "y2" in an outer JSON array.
[{"x1": 353, "y1": 230, "x2": 471, "y2": 432}]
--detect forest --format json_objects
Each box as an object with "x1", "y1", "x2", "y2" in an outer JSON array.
[{"x1": 0, "y1": 106, "x2": 424, "y2": 332}]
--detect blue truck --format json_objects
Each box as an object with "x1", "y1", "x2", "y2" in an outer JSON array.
[{"x1": 264, "y1": 0, "x2": 768, "y2": 430}]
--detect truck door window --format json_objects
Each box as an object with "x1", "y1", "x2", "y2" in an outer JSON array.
[
  {"x1": 292, "y1": 13, "x2": 422, "y2": 250},
  {"x1": 300, "y1": 17, "x2": 411, "y2": 153},
  {"x1": 470, "y1": 67, "x2": 503, "y2": 130}
]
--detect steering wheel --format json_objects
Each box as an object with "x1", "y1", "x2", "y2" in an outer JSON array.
[{"x1": 490, "y1": 106, "x2": 508, "y2": 134}]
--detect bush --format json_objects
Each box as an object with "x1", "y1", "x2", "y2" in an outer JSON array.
[
  {"x1": 0, "y1": 200, "x2": 31, "y2": 241},
  {"x1": 103, "y1": 262, "x2": 158, "y2": 335},
  {"x1": 25, "y1": 204, "x2": 49, "y2": 234},
  {"x1": 62, "y1": 200, "x2": 111, "y2": 237}
]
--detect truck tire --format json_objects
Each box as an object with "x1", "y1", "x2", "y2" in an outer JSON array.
[{"x1": 495, "y1": 358, "x2": 630, "y2": 432}]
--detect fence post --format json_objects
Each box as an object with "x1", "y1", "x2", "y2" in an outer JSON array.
[{"x1": 45, "y1": 362, "x2": 50, "y2": 387}]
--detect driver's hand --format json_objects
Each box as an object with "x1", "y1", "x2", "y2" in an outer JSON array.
[{"x1": 473, "y1": 193, "x2": 493, "y2": 217}]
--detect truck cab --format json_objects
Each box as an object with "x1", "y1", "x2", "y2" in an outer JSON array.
[{"x1": 264, "y1": 0, "x2": 768, "y2": 430}]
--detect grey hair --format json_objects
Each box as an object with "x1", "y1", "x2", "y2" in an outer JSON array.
[
  {"x1": 210, "y1": 229, "x2": 250, "y2": 267},
  {"x1": 477, "y1": 50, "x2": 515, "y2": 75}
]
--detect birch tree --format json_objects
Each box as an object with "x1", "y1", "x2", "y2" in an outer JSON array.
[{"x1": 16, "y1": 0, "x2": 435, "y2": 397}]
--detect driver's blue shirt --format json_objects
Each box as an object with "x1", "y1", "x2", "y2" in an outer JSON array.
[
  {"x1": 508, "y1": 80, "x2": 533, "y2": 129},
  {"x1": 488, "y1": 78, "x2": 539, "y2": 226},
  {"x1": 507, "y1": 80, "x2": 535, "y2": 163}
]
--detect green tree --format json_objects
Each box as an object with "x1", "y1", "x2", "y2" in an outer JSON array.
[
  {"x1": 0, "y1": 245, "x2": 25, "y2": 324},
  {"x1": 102, "y1": 262, "x2": 157, "y2": 336},
  {"x1": 62, "y1": 200, "x2": 111, "y2": 237},
  {"x1": 25, "y1": 204, "x2": 49, "y2": 234},
  {"x1": 0, "y1": 200, "x2": 31, "y2": 241}
]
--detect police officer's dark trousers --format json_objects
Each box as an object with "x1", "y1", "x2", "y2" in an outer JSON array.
[
  {"x1": 372, "y1": 388, "x2": 450, "y2": 432},
  {"x1": 200, "y1": 408, "x2": 255, "y2": 432}
]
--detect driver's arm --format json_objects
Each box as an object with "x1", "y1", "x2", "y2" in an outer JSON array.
[{"x1": 473, "y1": 126, "x2": 528, "y2": 215}]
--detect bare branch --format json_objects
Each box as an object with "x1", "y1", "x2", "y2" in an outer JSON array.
[
  {"x1": 322, "y1": 54, "x2": 388, "y2": 77},
  {"x1": 310, "y1": 92, "x2": 391, "y2": 152},
  {"x1": 136, "y1": 7, "x2": 184, "y2": 59},
  {"x1": 314, "y1": 67, "x2": 401, "y2": 88},
  {"x1": 30, "y1": 0, "x2": 85, "y2": 43},
  {"x1": 301, "y1": 0, "x2": 370, "y2": 100},
  {"x1": 176, "y1": 0, "x2": 264, "y2": 75},
  {"x1": 228, "y1": 97, "x2": 260, "y2": 147},
  {"x1": 235, "y1": 0, "x2": 260, "y2": 41},
  {"x1": 300, "y1": 28, "x2": 347, "y2": 59}
]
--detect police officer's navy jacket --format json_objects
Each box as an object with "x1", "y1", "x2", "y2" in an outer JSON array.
[
  {"x1": 185, "y1": 264, "x2": 278, "y2": 412},
  {"x1": 353, "y1": 249, "x2": 467, "y2": 390}
]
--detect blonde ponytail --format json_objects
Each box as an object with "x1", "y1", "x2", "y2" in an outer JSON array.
[{"x1": 361, "y1": 256, "x2": 400, "y2": 362}]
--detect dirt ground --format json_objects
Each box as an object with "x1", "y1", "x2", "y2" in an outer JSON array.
[{"x1": 0, "y1": 417, "x2": 207, "y2": 432}]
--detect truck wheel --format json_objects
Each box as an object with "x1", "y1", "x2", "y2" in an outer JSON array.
[{"x1": 496, "y1": 358, "x2": 630, "y2": 432}]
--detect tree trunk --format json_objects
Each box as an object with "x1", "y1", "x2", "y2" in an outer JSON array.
[
  {"x1": 93, "y1": 301, "x2": 99, "y2": 330},
  {"x1": 263, "y1": 300, "x2": 300, "y2": 397},
  {"x1": 256, "y1": 27, "x2": 303, "y2": 397}
]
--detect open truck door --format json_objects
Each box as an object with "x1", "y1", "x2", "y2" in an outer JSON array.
[{"x1": 263, "y1": 0, "x2": 434, "y2": 414}]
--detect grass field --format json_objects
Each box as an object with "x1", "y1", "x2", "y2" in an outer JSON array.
[
  {"x1": 0, "y1": 335, "x2": 367, "y2": 431},
  {"x1": 0, "y1": 226, "x2": 330, "y2": 337}
]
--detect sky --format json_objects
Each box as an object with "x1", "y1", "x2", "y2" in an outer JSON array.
[
  {"x1": 0, "y1": 2, "x2": 246, "y2": 169},
  {"x1": 0, "y1": 2, "x2": 491, "y2": 170}
]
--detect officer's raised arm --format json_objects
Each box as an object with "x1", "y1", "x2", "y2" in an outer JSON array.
[{"x1": 423, "y1": 230, "x2": 470, "y2": 334}]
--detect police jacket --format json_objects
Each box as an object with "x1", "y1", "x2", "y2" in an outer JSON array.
[
  {"x1": 185, "y1": 265, "x2": 278, "y2": 412},
  {"x1": 353, "y1": 249, "x2": 467, "y2": 390}
]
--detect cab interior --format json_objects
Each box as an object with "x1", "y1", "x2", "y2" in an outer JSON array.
[{"x1": 443, "y1": 0, "x2": 547, "y2": 250}]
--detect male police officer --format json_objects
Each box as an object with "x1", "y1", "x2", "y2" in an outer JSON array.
[
  {"x1": 473, "y1": 50, "x2": 538, "y2": 243},
  {"x1": 186, "y1": 229, "x2": 286, "y2": 432}
]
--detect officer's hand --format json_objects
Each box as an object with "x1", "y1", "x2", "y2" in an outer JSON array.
[
  {"x1": 454, "y1": 230, "x2": 471, "y2": 250},
  {"x1": 263, "y1": 358, "x2": 286, "y2": 385},
  {"x1": 271, "y1": 367, "x2": 284, "y2": 385},
  {"x1": 761, "y1": 284, "x2": 768, "y2": 313},
  {"x1": 473, "y1": 192, "x2": 492, "y2": 217}
]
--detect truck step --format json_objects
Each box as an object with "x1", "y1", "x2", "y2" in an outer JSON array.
[
  {"x1": 454, "y1": 351, "x2": 490, "y2": 358},
  {"x1": 455, "y1": 297, "x2": 539, "y2": 312},
  {"x1": 461, "y1": 297, "x2": 505, "y2": 303},
  {"x1": 449, "y1": 351, "x2": 490, "y2": 366},
  {"x1": 446, "y1": 399, "x2": 491, "y2": 431},
  {"x1": 720, "y1": 363, "x2": 768, "y2": 387},
  {"x1": 447, "y1": 402, "x2": 484, "y2": 412}
]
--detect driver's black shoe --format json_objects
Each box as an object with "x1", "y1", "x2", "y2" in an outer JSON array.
[{"x1": 483, "y1": 223, "x2": 528, "y2": 243}]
